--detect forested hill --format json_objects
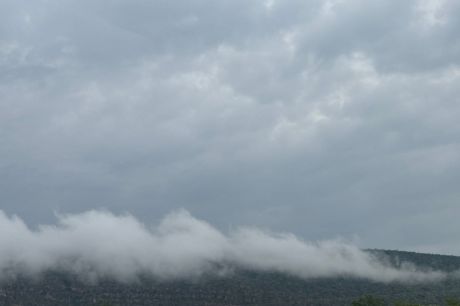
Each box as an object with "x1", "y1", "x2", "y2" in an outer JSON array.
[
  {"x1": 1, "y1": 250, "x2": 460, "y2": 306},
  {"x1": 368, "y1": 249, "x2": 460, "y2": 271}
]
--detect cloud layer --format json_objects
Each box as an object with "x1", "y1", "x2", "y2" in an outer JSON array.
[
  {"x1": 0, "y1": 209, "x2": 446, "y2": 283},
  {"x1": 1, "y1": 0, "x2": 460, "y2": 254}
]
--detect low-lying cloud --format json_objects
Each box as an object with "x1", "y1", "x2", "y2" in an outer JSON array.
[{"x1": 0, "y1": 209, "x2": 446, "y2": 283}]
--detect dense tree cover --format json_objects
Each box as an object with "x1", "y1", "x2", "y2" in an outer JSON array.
[
  {"x1": 446, "y1": 298, "x2": 460, "y2": 306},
  {"x1": 351, "y1": 295, "x2": 385, "y2": 306},
  {"x1": 351, "y1": 295, "x2": 460, "y2": 306}
]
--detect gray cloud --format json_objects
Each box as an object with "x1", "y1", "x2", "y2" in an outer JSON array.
[{"x1": 1, "y1": 0, "x2": 460, "y2": 254}]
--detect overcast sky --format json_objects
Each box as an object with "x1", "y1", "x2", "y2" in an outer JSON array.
[{"x1": 1, "y1": 0, "x2": 460, "y2": 255}]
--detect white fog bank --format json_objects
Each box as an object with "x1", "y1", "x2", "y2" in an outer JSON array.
[{"x1": 0, "y1": 209, "x2": 447, "y2": 283}]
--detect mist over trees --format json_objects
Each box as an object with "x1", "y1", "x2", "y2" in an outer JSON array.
[
  {"x1": 0, "y1": 209, "x2": 449, "y2": 283},
  {"x1": 1, "y1": 253, "x2": 460, "y2": 306}
]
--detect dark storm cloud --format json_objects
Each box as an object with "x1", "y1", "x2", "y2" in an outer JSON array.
[{"x1": 1, "y1": 0, "x2": 460, "y2": 254}]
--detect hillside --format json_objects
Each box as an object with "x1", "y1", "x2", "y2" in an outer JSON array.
[{"x1": 1, "y1": 250, "x2": 460, "y2": 306}]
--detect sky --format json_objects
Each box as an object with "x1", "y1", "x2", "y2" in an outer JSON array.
[{"x1": 1, "y1": 0, "x2": 460, "y2": 255}]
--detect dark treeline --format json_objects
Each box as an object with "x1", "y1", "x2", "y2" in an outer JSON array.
[{"x1": 351, "y1": 294, "x2": 460, "y2": 305}]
